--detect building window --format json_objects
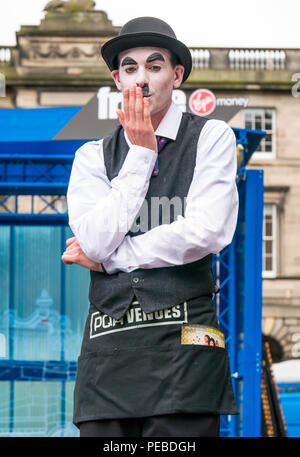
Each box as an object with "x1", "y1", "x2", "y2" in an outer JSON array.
[
  {"x1": 244, "y1": 109, "x2": 276, "y2": 159},
  {"x1": 263, "y1": 204, "x2": 277, "y2": 277}
]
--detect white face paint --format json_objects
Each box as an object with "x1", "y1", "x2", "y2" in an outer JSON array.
[{"x1": 111, "y1": 46, "x2": 184, "y2": 127}]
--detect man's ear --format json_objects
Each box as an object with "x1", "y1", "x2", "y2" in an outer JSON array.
[
  {"x1": 173, "y1": 65, "x2": 185, "y2": 89},
  {"x1": 111, "y1": 70, "x2": 122, "y2": 91}
]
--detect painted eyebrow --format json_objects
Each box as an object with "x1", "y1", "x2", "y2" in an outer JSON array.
[
  {"x1": 146, "y1": 52, "x2": 165, "y2": 63},
  {"x1": 121, "y1": 57, "x2": 137, "y2": 66}
]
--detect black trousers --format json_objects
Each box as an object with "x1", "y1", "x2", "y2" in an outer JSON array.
[{"x1": 79, "y1": 413, "x2": 220, "y2": 437}]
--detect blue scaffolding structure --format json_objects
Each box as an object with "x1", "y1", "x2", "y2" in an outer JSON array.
[{"x1": 0, "y1": 110, "x2": 265, "y2": 437}]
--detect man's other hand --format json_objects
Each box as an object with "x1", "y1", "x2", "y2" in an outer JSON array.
[{"x1": 61, "y1": 237, "x2": 104, "y2": 272}]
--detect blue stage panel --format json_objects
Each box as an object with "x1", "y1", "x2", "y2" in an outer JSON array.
[{"x1": 0, "y1": 107, "x2": 81, "y2": 142}]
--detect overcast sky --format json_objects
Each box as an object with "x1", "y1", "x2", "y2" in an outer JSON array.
[{"x1": 1, "y1": 0, "x2": 300, "y2": 48}]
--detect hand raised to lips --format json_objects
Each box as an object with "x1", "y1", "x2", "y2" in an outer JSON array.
[{"x1": 116, "y1": 84, "x2": 157, "y2": 152}]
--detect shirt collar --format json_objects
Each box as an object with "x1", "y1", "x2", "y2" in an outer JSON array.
[
  {"x1": 154, "y1": 101, "x2": 183, "y2": 140},
  {"x1": 124, "y1": 101, "x2": 183, "y2": 146}
]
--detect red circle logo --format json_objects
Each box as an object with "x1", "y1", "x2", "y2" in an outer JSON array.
[{"x1": 189, "y1": 89, "x2": 216, "y2": 116}]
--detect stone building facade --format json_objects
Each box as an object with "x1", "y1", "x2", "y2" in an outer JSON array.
[{"x1": 1, "y1": 1, "x2": 300, "y2": 360}]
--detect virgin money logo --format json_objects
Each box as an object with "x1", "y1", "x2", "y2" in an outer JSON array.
[{"x1": 189, "y1": 89, "x2": 216, "y2": 116}]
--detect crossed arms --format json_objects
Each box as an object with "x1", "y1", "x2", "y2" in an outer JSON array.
[{"x1": 62, "y1": 87, "x2": 239, "y2": 274}]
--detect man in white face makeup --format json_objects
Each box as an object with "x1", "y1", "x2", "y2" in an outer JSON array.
[{"x1": 62, "y1": 17, "x2": 239, "y2": 437}]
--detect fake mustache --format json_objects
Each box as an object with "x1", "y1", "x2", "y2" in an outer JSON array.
[{"x1": 137, "y1": 85, "x2": 150, "y2": 96}]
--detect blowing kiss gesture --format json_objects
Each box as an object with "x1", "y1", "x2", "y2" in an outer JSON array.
[{"x1": 116, "y1": 84, "x2": 157, "y2": 152}]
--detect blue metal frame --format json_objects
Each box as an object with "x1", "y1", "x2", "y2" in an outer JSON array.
[
  {"x1": 0, "y1": 127, "x2": 265, "y2": 437},
  {"x1": 239, "y1": 170, "x2": 264, "y2": 436},
  {"x1": 212, "y1": 168, "x2": 264, "y2": 437}
]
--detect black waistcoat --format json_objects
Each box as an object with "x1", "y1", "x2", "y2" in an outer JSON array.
[{"x1": 89, "y1": 112, "x2": 217, "y2": 320}]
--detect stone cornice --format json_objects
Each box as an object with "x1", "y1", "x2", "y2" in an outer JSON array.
[
  {"x1": 1, "y1": 68, "x2": 295, "y2": 92},
  {"x1": 16, "y1": 28, "x2": 120, "y2": 38}
]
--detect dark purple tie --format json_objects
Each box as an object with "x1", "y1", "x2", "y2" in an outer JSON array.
[{"x1": 152, "y1": 136, "x2": 169, "y2": 176}]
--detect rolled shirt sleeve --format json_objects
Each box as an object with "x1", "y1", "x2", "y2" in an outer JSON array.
[
  {"x1": 102, "y1": 120, "x2": 239, "y2": 274},
  {"x1": 67, "y1": 140, "x2": 157, "y2": 263}
]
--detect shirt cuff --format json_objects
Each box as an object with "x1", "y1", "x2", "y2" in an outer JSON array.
[{"x1": 101, "y1": 263, "x2": 107, "y2": 274}]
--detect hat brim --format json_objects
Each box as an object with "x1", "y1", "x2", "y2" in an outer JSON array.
[{"x1": 101, "y1": 32, "x2": 192, "y2": 83}]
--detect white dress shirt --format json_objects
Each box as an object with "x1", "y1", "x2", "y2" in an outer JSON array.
[{"x1": 67, "y1": 102, "x2": 239, "y2": 274}]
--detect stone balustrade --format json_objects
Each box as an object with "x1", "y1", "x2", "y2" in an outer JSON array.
[{"x1": 0, "y1": 47, "x2": 13, "y2": 64}]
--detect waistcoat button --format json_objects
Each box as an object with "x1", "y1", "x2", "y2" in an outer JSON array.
[{"x1": 132, "y1": 277, "x2": 139, "y2": 284}]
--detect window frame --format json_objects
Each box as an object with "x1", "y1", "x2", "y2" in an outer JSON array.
[
  {"x1": 244, "y1": 108, "x2": 276, "y2": 160},
  {"x1": 262, "y1": 203, "x2": 277, "y2": 278}
]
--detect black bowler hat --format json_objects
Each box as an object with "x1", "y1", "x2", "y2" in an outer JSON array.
[{"x1": 101, "y1": 17, "x2": 192, "y2": 83}]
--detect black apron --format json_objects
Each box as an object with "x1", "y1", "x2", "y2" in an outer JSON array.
[{"x1": 73, "y1": 294, "x2": 239, "y2": 427}]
